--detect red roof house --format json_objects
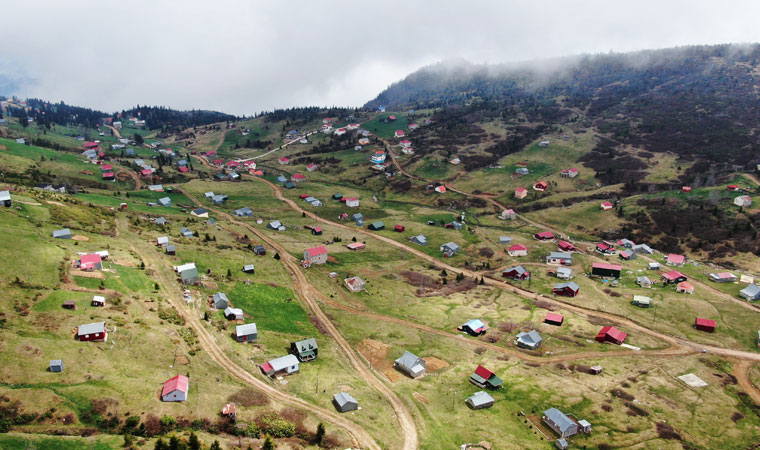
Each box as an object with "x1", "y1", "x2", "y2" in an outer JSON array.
[
  {"x1": 227, "y1": 160, "x2": 240, "y2": 168},
  {"x1": 394, "y1": 225, "x2": 405, "y2": 232},
  {"x1": 662, "y1": 270, "x2": 687, "y2": 283},
  {"x1": 161, "y1": 375, "x2": 189, "y2": 402},
  {"x1": 394, "y1": 130, "x2": 405, "y2": 138},
  {"x1": 694, "y1": 318, "x2": 716, "y2": 333},
  {"x1": 102, "y1": 172, "x2": 115, "y2": 180},
  {"x1": 84, "y1": 141, "x2": 100, "y2": 149},
  {"x1": 279, "y1": 157, "x2": 290, "y2": 165},
  {"x1": 140, "y1": 169, "x2": 153, "y2": 177},
  {"x1": 213, "y1": 159, "x2": 224, "y2": 166},
  {"x1": 299, "y1": 194, "x2": 309, "y2": 199},
  {"x1": 544, "y1": 313, "x2": 564, "y2": 326},
  {"x1": 727, "y1": 185, "x2": 740, "y2": 191},
  {"x1": 533, "y1": 181, "x2": 548, "y2": 191},
  {"x1": 676, "y1": 281, "x2": 695, "y2": 294},
  {"x1": 346, "y1": 242, "x2": 366, "y2": 251},
  {"x1": 682, "y1": 186, "x2": 692, "y2": 193},
  {"x1": 596, "y1": 326, "x2": 627, "y2": 345},
  {"x1": 600, "y1": 201, "x2": 614, "y2": 210},
  {"x1": 666, "y1": 253, "x2": 685, "y2": 266},
  {"x1": 558, "y1": 241, "x2": 576, "y2": 252},
  {"x1": 78, "y1": 253, "x2": 103, "y2": 271},
  {"x1": 178, "y1": 166, "x2": 189, "y2": 173},
  {"x1": 596, "y1": 242, "x2": 616, "y2": 254},
  {"x1": 292, "y1": 173, "x2": 306, "y2": 182},
  {"x1": 101, "y1": 164, "x2": 112, "y2": 171},
  {"x1": 534, "y1": 231, "x2": 555, "y2": 240},
  {"x1": 508, "y1": 244, "x2": 528, "y2": 256}
]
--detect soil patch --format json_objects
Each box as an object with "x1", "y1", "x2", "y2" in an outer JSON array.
[
  {"x1": 412, "y1": 392, "x2": 429, "y2": 404},
  {"x1": 113, "y1": 259, "x2": 136, "y2": 267},
  {"x1": 202, "y1": 280, "x2": 218, "y2": 289},
  {"x1": 46, "y1": 201, "x2": 65, "y2": 206},
  {"x1": 356, "y1": 338, "x2": 392, "y2": 372},
  {"x1": 337, "y1": 385, "x2": 354, "y2": 392},
  {"x1": 71, "y1": 269, "x2": 104, "y2": 279},
  {"x1": 423, "y1": 357, "x2": 450, "y2": 372},
  {"x1": 71, "y1": 235, "x2": 90, "y2": 241}
]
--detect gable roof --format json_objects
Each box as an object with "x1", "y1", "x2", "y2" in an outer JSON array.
[
  {"x1": 662, "y1": 270, "x2": 687, "y2": 281},
  {"x1": 293, "y1": 338, "x2": 318, "y2": 355},
  {"x1": 598, "y1": 326, "x2": 627, "y2": 342},
  {"x1": 265, "y1": 354, "x2": 299, "y2": 372},
  {"x1": 667, "y1": 253, "x2": 686, "y2": 264},
  {"x1": 162, "y1": 375, "x2": 189, "y2": 396},
  {"x1": 517, "y1": 330, "x2": 543, "y2": 346},
  {"x1": 544, "y1": 408, "x2": 575, "y2": 434},
  {"x1": 305, "y1": 245, "x2": 327, "y2": 256},
  {"x1": 463, "y1": 319, "x2": 486, "y2": 332},
  {"x1": 395, "y1": 351, "x2": 422, "y2": 369},
  {"x1": 592, "y1": 262, "x2": 622, "y2": 271},
  {"x1": 235, "y1": 323, "x2": 257, "y2": 337},
  {"x1": 78, "y1": 321, "x2": 106, "y2": 336},
  {"x1": 545, "y1": 312, "x2": 564, "y2": 323}
]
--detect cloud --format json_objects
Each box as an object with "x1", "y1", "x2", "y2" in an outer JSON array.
[{"x1": 1, "y1": 0, "x2": 759, "y2": 115}]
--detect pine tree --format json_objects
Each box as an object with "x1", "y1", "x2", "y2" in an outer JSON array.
[
  {"x1": 262, "y1": 437, "x2": 274, "y2": 450},
  {"x1": 154, "y1": 438, "x2": 166, "y2": 450},
  {"x1": 188, "y1": 431, "x2": 200, "y2": 450},
  {"x1": 315, "y1": 422, "x2": 326, "y2": 443},
  {"x1": 274, "y1": 253, "x2": 280, "y2": 260},
  {"x1": 209, "y1": 441, "x2": 221, "y2": 450}
]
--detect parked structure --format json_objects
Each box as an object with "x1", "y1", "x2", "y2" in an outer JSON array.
[
  {"x1": 224, "y1": 307, "x2": 244, "y2": 320},
  {"x1": 546, "y1": 252, "x2": 572, "y2": 266},
  {"x1": 213, "y1": 292, "x2": 229, "y2": 309},
  {"x1": 344, "y1": 276, "x2": 366, "y2": 292},
  {"x1": 543, "y1": 408, "x2": 578, "y2": 438},
  {"x1": 591, "y1": 262, "x2": 622, "y2": 278},
  {"x1": 502, "y1": 265, "x2": 530, "y2": 280},
  {"x1": 49, "y1": 360, "x2": 64, "y2": 372},
  {"x1": 77, "y1": 321, "x2": 107, "y2": 342}
]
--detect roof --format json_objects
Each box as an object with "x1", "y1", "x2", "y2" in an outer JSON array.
[
  {"x1": 345, "y1": 276, "x2": 365, "y2": 290},
  {"x1": 78, "y1": 321, "x2": 106, "y2": 336},
  {"x1": 463, "y1": 319, "x2": 486, "y2": 331},
  {"x1": 467, "y1": 391, "x2": 494, "y2": 407},
  {"x1": 180, "y1": 267, "x2": 199, "y2": 281},
  {"x1": 266, "y1": 354, "x2": 299, "y2": 372},
  {"x1": 52, "y1": 229, "x2": 72, "y2": 237},
  {"x1": 549, "y1": 252, "x2": 572, "y2": 259},
  {"x1": 504, "y1": 265, "x2": 527, "y2": 275},
  {"x1": 554, "y1": 281, "x2": 580, "y2": 291},
  {"x1": 509, "y1": 244, "x2": 527, "y2": 251},
  {"x1": 80, "y1": 253, "x2": 102, "y2": 266},
  {"x1": 176, "y1": 262, "x2": 196, "y2": 273},
  {"x1": 334, "y1": 392, "x2": 357, "y2": 406},
  {"x1": 474, "y1": 365, "x2": 494, "y2": 379},
  {"x1": 543, "y1": 408, "x2": 575, "y2": 433},
  {"x1": 293, "y1": 338, "x2": 318, "y2": 354},
  {"x1": 395, "y1": 351, "x2": 421, "y2": 369},
  {"x1": 695, "y1": 318, "x2": 716, "y2": 328},
  {"x1": 662, "y1": 270, "x2": 687, "y2": 281},
  {"x1": 192, "y1": 208, "x2": 208, "y2": 215},
  {"x1": 545, "y1": 312, "x2": 564, "y2": 323},
  {"x1": 740, "y1": 284, "x2": 760, "y2": 297},
  {"x1": 598, "y1": 326, "x2": 627, "y2": 342},
  {"x1": 162, "y1": 375, "x2": 189, "y2": 396},
  {"x1": 592, "y1": 262, "x2": 622, "y2": 271},
  {"x1": 305, "y1": 245, "x2": 327, "y2": 256},
  {"x1": 517, "y1": 330, "x2": 543, "y2": 346},
  {"x1": 667, "y1": 253, "x2": 686, "y2": 264},
  {"x1": 441, "y1": 242, "x2": 459, "y2": 251},
  {"x1": 536, "y1": 231, "x2": 554, "y2": 238},
  {"x1": 677, "y1": 281, "x2": 694, "y2": 290},
  {"x1": 236, "y1": 323, "x2": 258, "y2": 336}
]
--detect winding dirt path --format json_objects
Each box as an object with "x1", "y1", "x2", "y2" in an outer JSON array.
[
  {"x1": 105, "y1": 125, "x2": 122, "y2": 139},
  {"x1": 117, "y1": 170, "x2": 142, "y2": 190},
  {"x1": 733, "y1": 359, "x2": 760, "y2": 404},
  {"x1": 121, "y1": 217, "x2": 382, "y2": 450}
]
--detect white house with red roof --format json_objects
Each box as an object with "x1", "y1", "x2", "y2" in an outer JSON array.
[
  {"x1": 77, "y1": 254, "x2": 103, "y2": 271},
  {"x1": 434, "y1": 185, "x2": 447, "y2": 193},
  {"x1": 347, "y1": 123, "x2": 359, "y2": 130},
  {"x1": 304, "y1": 245, "x2": 328, "y2": 265},
  {"x1": 666, "y1": 253, "x2": 685, "y2": 266},
  {"x1": 322, "y1": 118, "x2": 332, "y2": 124},
  {"x1": 561, "y1": 168, "x2": 579, "y2": 178},
  {"x1": 371, "y1": 151, "x2": 386, "y2": 164},
  {"x1": 345, "y1": 198, "x2": 360, "y2": 207},
  {"x1": 278, "y1": 157, "x2": 289, "y2": 165},
  {"x1": 515, "y1": 187, "x2": 528, "y2": 199},
  {"x1": 243, "y1": 160, "x2": 256, "y2": 170},
  {"x1": 399, "y1": 139, "x2": 412, "y2": 147},
  {"x1": 600, "y1": 201, "x2": 614, "y2": 210},
  {"x1": 306, "y1": 163, "x2": 318, "y2": 172},
  {"x1": 394, "y1": 130, "x2": 405, "y2": 138},
  {"x1": 334, "y1": 128, "x2": 347, "y2": 136},
  {"x1": 292, "y1": 173, "x2": 306, "y2": 183},
  {"x1": 533, "y1": 181, "x2": 548, "y2": 191},
  {"x1": 508, "y1": 244, "x2": 528, "y2": 257},
  {"x1": 408, "y1": 122, "x2": 418, "y2": 130},
  {"x1": 161, "y1": 375, "x2": 189, "y2": 402}
]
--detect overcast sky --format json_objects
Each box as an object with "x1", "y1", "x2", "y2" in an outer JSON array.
[{"x1": 2, "y1": 0, "x2": 760, "y2": 115}]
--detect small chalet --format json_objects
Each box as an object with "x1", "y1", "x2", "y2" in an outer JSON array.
[
  {"x1": 667, "y1": 253, "x2": 685, "y2": 266},
  {"x1": 292, "y1": 173, "x2": 306, "y2": 183},
  {"x1": 394, "y1": 224, "x2": 405, "y2": 232},
  {"x1": 222, "y1": 403, "x2": 237, "y2": 421},
  {"x1": 553, "y1": 282, "x2": 580, "y2": 297},
  {"x1": 734, "y1": 195, "x2": 752, "y2": 207},
  {"x1": 466, "y1": 391, "x2": 495, "y2": 410},
  {"x1": 561, "y1": 168, "x2": 579, "y2": 178},
  {"x1": 234, "y1": 207, "x2": 253, "y2": 217},
  {"x1": 49, "y1": 360, "x2": 64, "y2": 372},
  {"x1": 508, "y1": 244, "x2": 528, "y2": 257},
  {"x1": 556, "y1": 267, "x2": 573, "y2": 279},
  {"x1": 345, "y1": 198, "x2": 360, "y2": 207},
  {"x1": 662, "y1": 270, "x2": 687, "y2": 284},
  {"x1": 242, "y1": 264, "x2": 255, "y2": 274},
  {"x1": 469, "y1": 365, "x2": 503, "y2": 390},
  {"x1": 278, "y1": 157, "x2": 289, "y2": 165},
  {"x1": 499, "y1": 236, "x2": 512, "y2": 244},
  {"x1": 91, "y1": 295, "x2": 105, "y2": 307},
  {"x1": 596, "y1": 242, "x2": 616, "y2": 254},
  {"x1": 307, "y1": 163, "x2": 318, "y2": 172},
  {"x1": 709, "y1": 272, "x2": 737, "y2": 283},
  {"x1": 618, "y1": 238, "x2": 635, "y2": 248},
  {"x1": 161, "y1": 375, "x2": 189, "y2": 402},
  {"x1": 77, "y1": 253, "x2": 103, "y2": 271},
  {"x1": 77, "y1": 321, "x2": 107, "y2": 342},
  {"x1": 557, "y1": 241, "x2": 576, "y2": 252},
  {"x1": 591, "y1": 262, "x2": 621, "y2": 278},
  {"x1": 180, "y1": 227, "x2": 194, "y2": 238},
  {"x1": 596, "y1": 326, "x2": 627, "y2": 345},
  {"x1": 440, "y1": 242, "x2": 460, "y2": 257},
  {"x1": 290, "y1": 338, "x2": 318, "y2": 362},
  {"x1": 52, "y1": 229, "x2": 72, "y2": 239},
  {"x1": 516, "y1": 330, "x2": 543, "y2": 350},
  {"x1": 533, "y1": 181, "x2": 548, "y2": 191},
  {"x1": 334, "y1": 392, "x2": 359, "y2": 413},
  {"x1": 534, "y1": 231, "x2": 555, "y2": 240},
  {"x1": 165, "y1": 245, "x2": 176, "y2": 255},
  {"x1": 213, "y1": 292, "x2": 229, "y2": 309},
  {"x1": 503, "y1": 265, "x2": 530, "y2": 280},
  {"x1": 304, "y1": 245, "x2": 328, "y2": 265},
  {"x1": 515, "y1": 187, "x2": 528, "y2": 199},
  {"x1": 739, "y1": 284, "x2": 760, "y2": 301},
  {"x1": 260, "y1": 354, "x2": 300, "y2": 377},
  {"x1": 501, "y1": 209, "x2": 516, "y2": 220},
  {"x1": 395, "y1": 351, "x2": 426, "y2": 378},
  {"x1": 368, "y1": 221, "x2": 385, "y2": 231},
  {"x1": 648, "y1": 262, "x2": 661, "y2": 270},
  {"x1": 676, "y1": 281, "x2": 695, "y2": 294},
  {"x1": 0, "y1": 190, "x2": 12, "y2": 207},
  {"x1": 268, "y1": 220, "x2": 286, "y2": 231},
  {"x1": 224, "y1": 307, "x2": 244, "y2": 320},
  {"x1": 695, "y1": 318, "x2": 716, "y2": 333},
  {"x1": 394, "y1": 130, "x2": 405, "y2": 138},
  {"x1": 410, "y1": 235, "x2": 427, "y2": 246},
  {"x1": 311, "y1": 226, "x2": 323, "y2": 236},
  {"x1": 600, "y1": 201, "x2": 614, "y2": 210},
  {"x1": 460, "y1": 319, "x2": 487, "y2": 336},
  {"x1": 682, "y1": 186, "x2": 692, "y2": 193},
  {"x1": 636, "y1": 276, "x2": 652, "y2": 288},
  {"x1": 180, "y1": 267, "x2": 200, "y2": 285},
  {"x1": 546, "y1": 252, "x2": 572, "y2": 266},
  {"x1": 727, "y1": 184, "x2": 741, "y2": 191},
  {"x1": 544, "y1": 313, "x2": 564, "y2": 326},
  {"x1": 253, "y1": 245, "x2": 266, "y2": 256},
  {"x1": 632, "y1": 295, "x2": 651, "y2": 308},
  {"x1": 344, "y1": 276, "x2": 366, "y2": 293},
  {"x1": 235, "y1": 323, "x2": 258, "y2": 343},
  {"x1": 619, "y1": 250, "x2": 636, "y2": 260},
  {"x1": 434, "y1": 185, "x2": 447, "y2": 193}
]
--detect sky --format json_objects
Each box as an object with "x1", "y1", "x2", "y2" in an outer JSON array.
[{"x1": 2, "y1": 0, "x2": 760, "y2": 116}]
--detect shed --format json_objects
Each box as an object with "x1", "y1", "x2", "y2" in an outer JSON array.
[
  {"x1": 543, "y1": 408, "x2": 578, "y2": 438},
  {"x1": 395, "y1": 351, "x2": 426, "y2": 378},
  {"x1": 235, "y1": 323, "x2": 258, "y2": 343},
  {"x1": 165, "y1": 245, "x2": 176, "y2": 255},
  {"x1": 546, "y1": 252, "x2": 572, "y2": 266},
  {"x1": 589, "y1": 365, "x2": 603, "y2": 375},
  {"x1": 333, "y1": 392, "x2": 359, "y2": 413},
  {"x1": 499, "y1": 236, "x2": 512, "y2": 244},
  {"x1": 268, "y1": 220, "x2": 286, "y2": 231},
  {"x1": 469, "y1": 365, "x2": 503, "y2": 390},
  {"x1": 556, "y1": 267, "x2": 572, "y2": 280},
  {"x1": 91, "y1": 295, "x2": 105, "y2": 307},
  {"x1": 253, "y1": 245, "x2": 266, "y2": 256},
  {"x1": 291, "y1": 338, "x2": 318, "y2": 362},
  {"x1": 740, "y1": 284, "x2": 760, "y2": 301},
  {"x1": 632, "y1": 295, "x2": 651, "y2": 308},
  {"x1": 344, "y1": 276, "x2": 366, "y2": 292},
  {"x1": 648, "y1": 262, "x2": 661, "y2": 270},
  {"x1": 534, "y1": 231, "x2": 555, "y2": 240},
  {"x1": 260, "y1": 354, "x2": 300, "y2": 377},
  {"x1": 556, "y1": 439, "x2": 568, "y2": 450},
  {"x1": 460, "y1": 319, "x2": 487, "y2": 336},
  {"x1": 502, "y1": 265, "x2": 529, "y2": 280},
  {"x1": 465, "y1": 391, "x2": 494, "y2": 410},
  {"x1": 410, "y1": 235, "x2": 427, "y2": 246},
  {"x1": 553, "y1": 282, "x2": 580, "y2": 297},
  {"x1": 394, "y1": 224, "x2": 405, "y2": 232},
  {"x1": 155, "y1": 217, "x2": 167, "y2": 226},
  {"x1": 440, "y1": 242, "x2": 460, "y2": 257},
  {"x1": 709, "y1": 272, "x2": 737, "y2": 283},
  {"x1": 516, "y1": 330, "x2": 543, "y2": 350},
  {"x1": 346, "y1": 242, "x2": 365, "y2": 251},
  {"x1": 636, "y1": 276, "x2": 651, "y2": 288},
  {"x1": 544, "y1": 313, "x2": 564, "y2": 326},
  {"x1": 180, "y1": 227, "x2": 194, "y2": 238},
  {"x1": 62, "y1": 300, "x2": 76, "y2": 310},
  {"x1": 224, "y1": 307, "x2": 243, "y2": 320},
  {"x1": 49, "y1": 360, "x2": 63, "y2": 372},
  {"x1": 180, "y1": 267, "x2": 200, "y2": 285},
  {"x1": 52, "y1": 229, "x2": 72, "y2": 239},
  {"x1": 676, "y1": 281, "x2": 694, "y2": 294},
  {"x1": 77, "y1": 321, "x2": 108, "y2": 342},
  {"x1": 213, "y1": 292, "x2": 229, "y2": 309},
  {"x1": 632, "y1": 244, "x2": 654, "y2": 254},
  {"x1": 591, "y1": 262, "x2": 622, "y2": 278},
  {"x1": 161, "y1": 375, "x2": 189, "y2": 402},
  {"x1": 596, "y1": 326, "x2": 627, "y2": 345},
  {"x1": 242, "y1": 264, "x2": 255, "y2": 274},
  {"x1": 0, "y1": 190, "x2": 11, "y2": 207},
  {"x1": 695, "y1": 318, "x2": 716, "y2": 333},
  {"x1": 368, "y1": 221, "x2": 385, "y2": 231},
  {"x1": 157, "y1": 236, "x2": 170, "y2": 246},
  {"x1": 234, "y1": 207, "x2": 253, "y2": 217},
  {"x1": 157, "y1": 197, "x2": 171, "y2": 207}
]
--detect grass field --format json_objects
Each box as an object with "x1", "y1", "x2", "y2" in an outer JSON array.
[{"x1": 361, "y1": 114, "x2": 410, "y2": 139}]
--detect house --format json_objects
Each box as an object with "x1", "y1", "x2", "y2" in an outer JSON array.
[
  {"x1": 727, "y1": 185, "x2": 740, "y2": 191},
  {"x1": 155, "y1": 217, "x2": 167, "y2": 226},
  {"x1": 394, "y1": 130, "x2": 405, "y2": 138},
  {"x1": 290, "y1": 338, "x2": 318, "y2": 362},
  {"x1": 596, "y1": 242, "x2": 616, "y2": 254},
  {"x1": 440, "y1": 242, "x2": 460, "y2": 257},
  {"x1": 469, "y1": 366, "x2": 504, "y2": 390},
  {"x1": 450, "y1": 157, "x2": 461, "y2": 165},
  {"x1": 632, "y1": 295, "x2": 651, "y2": 308},
  {"x1": 667, "y1": 253, "x2": 686, "y2": 266},
  {"x1": 636, "y1": 276, "x2": 652, "y2": 288},
  {"x1": 292, "y1": 173, "x2": 306, "y2": 183},
  {"x1": 632, "y1": 244, "x2": 654, "y2": 255},
  {"x1": 695, "y1": 318, "x2": 716, "y2": 333},
  {"x1": 648, "y1": 262, "x2": 661, "y2": 270},
  {"x1": 77, "y1": 321, "x2": 108, "y2": 342},
  {"x1": 191, "y1": 208, "x2": 209, "y2": 218},
  {"x1": 545, "y1": 313, "x2": 564, "y2": 326},
  {"x1": 345, "y1": 198, "x2": 360, "y2": 208},
  {"x1": 260, "y1": 354, "x2": 300, "y2": 377},
  {"x1": 434, "y1": 185, "x2": 447, "y2": 194},
  {"x1": 561, "y1": 168, "x2": 579, "y2": 178},
  {"x1": 591, "y1": 263, "x2": 622, "y2": 278},
  {"x1": 465, "y1": 391, "x2": 495, "y2": 410},
  {"x1": 311, "y1": 226, "x2": 323, "y2": 236},
  {"x1": 394, "y1": 224, "x2": 405, "y2": 232},
  {"x1": 502, "y1": 265, "x2": 530, "y2": 280},
  {"x1": 709, "y1": 272, "x2": 737, "y2": 283},
  {"x1": 52, "y1": 229, "x2": 72, "y2": 239},
  {"x1": 157, "y1": 197, "x2": 172, "y2": 207},
  {"x1": 307, "y1": 163, "x2": 318, "y2": 172},
  {"x1": 102, "y1": 171, "x2": 115, "y2": 181},
  {"x1": 234, "y1": 207, "x2": 253, "y2": 217},
  {"x1": 346, "y1": 242, "x2": 366, "y2": 250},
  {"x1": 557, "y1": 241, "x2": 576, "y2": 252},
  {"x1": 508, "y1": 244, "x2": 528, "y2": 257},
  {"x1": 161, "y1": 375, "x2": 189, "y2": 402},
  {"x1": 682, "y1": 186, "x2": 692, "y2": 193},
  {"x1": 547, "y1": 252, "x2": 572, "y2": 266},
  {"x1": 619, "y1": 250, "x2": 636, "y2": 260},
  {"x1": 276, "y1": 175, "x2": 288, "y2": 184},
  {"x1": 333, "y1": 392, "x2": 359, "y2": 413},
  {"x1": 460, "y1": 319, "x2": 487, "y2": 336},
  {"x1": 543, "y1": 408, "x2": 578, "y2": 438},
  {"x1": 77, "y1": 253, "x2": 103, "y2": 271},
  {"x1": 49, "y1": 360, "x2": 64, "y2": 372},
  {"x1": 734, "y1": 195, "x2": 752, "y2": 207},
  {"x1": 180, "y1": 227, "x2": 194, "y2": 238},
  {"x1": 556, "y1": 267, "x2": 573, "y2": 280},
  {"x1": 553, "y1": 282, "x2": 580, "y2": 297},
  {"x1": 213, "y1": 292, "x2": 229, "y2": 309},
  {"x1": 221, "y1": 403, "x2": 236, "y2": 421},
  {"x1": 91, "y1": 295, "x2": 105, "y2": 307},
  {"x1": 166, "y1": 245, "x2": 176, "y2": 255},
  {"x1": 662, "y1": 270, "x2": 687, "y2": 284},
  {"x1": 342, "y1": 275, "x2": 367, "y2": 292},
  {"x1": 370, "y1": 151, "x2": 386, "y2": 164},
  {"x1": 368, "y1": 221, "x2": 385, "y2": 231},
  {"x1": 498, "y1": 236, "x2": 513, "y2": 245},
  {"x1": 62, "y1": 301, "x2": 76, "y2": 310},
  {"x1": 446, "y1": 221, "x2": 463, "y2": 230},
  {"x1": 516, "y1": 330, "x2": 543, "y2": 350},
  {"x1": 618, "y1": 238, "x2": 635, "y2": 248},
  {"x1": 410, "y1": 235, "x2": 427, "y2": 246},
  {"x1": 235, "y1": 323, "x2": 258, "y2": 343},
  {"x1": 596, "y1": 326, "x2": 627, "y2": 345},
  {"x1": 395, "y1": 351, "x2": 426, "y2": 378},
  {"x1": 739, "y1": 284, "x2": 760, "y2": 301},
  {"x1": 242, "y1": 264, "x2": 255, "y2": 274},
  {"x1": 538, "y1": 140, "x2": 551, "y2": 147},
  {"x1": 304, "y1": 245, "x2": 328, "y2": 264},
  {"x1": 180, "y1": 267, "x2": 200, "y2": 285},
  {"x1": 224, "y1": 307, "x2": 244, "y2": 320},
  {"x1": 268, "y1": 220, "x2": 286, "y2": 231},
  {"x1": 278, "y1": 157, "x2": 289, "y2": 165},
  {"x1": 534, "y1": 231, "x2": 555, "y2": 240},
  {"x1": 501, "y1": 209, "x2": 517, "y2": 220},
  {"x1": 676, "y1": 281, "x2": 695, "y2": 294},
  {"x1": 515, "y1": 168, "x2": 529, "y2": 175},
  {"x1": 253, "y1": 245, "x2": 266, "y2": 256},
  {"x1": 533, "y1": 181, "x2": 548, "y2": 191},
  {"x1": 556, "y1": 439, "x2": 569, "y2": 450},
  {"x1": 212, "y1": 194, "x2": 228, "y2": 205},
  {"x1": 515, "y1": 187, "x2": 528, "y2": 199}
]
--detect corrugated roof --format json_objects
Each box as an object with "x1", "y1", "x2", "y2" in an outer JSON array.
[
  {"x1": 236, "y1": 323, "x2": 257, "y2": 336},
  {"x1": 78, "y1": 321, "x2": 106, "y2": 336},
  {"x1": 544, "y1": 408, "x2": 575, "y2": 433},
  {"x1": 162, "y1": 375, "x2": 189, "y2": 396}
]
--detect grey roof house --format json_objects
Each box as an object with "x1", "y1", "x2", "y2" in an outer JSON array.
[
  {"x1": 213, "y1": 292, "x2": 229, "y2": 309},
  {"x1": 291, "y1": 338, "x2": 318, "y2": 362},
  {"x1": 49, "y1": 360, "x2": 64, "y2": 372},
  {"x1": 235, "y1": 323, "x2": 257, "y2": 343},
  {"x1": 516, "y1": 330, "x2": 543, "y2": 350},
  {"x1": 410, "y1": 235, "x2": 427, "y2": 246},
  {"x1": 499, "y1": 236, "x2": 512, "y2": 244},
  {"x1": 740, "y1": 284, "x2": 760, "y2": 301},
  {"x1": 465, "y1": 391, "x2": 494, "y2": 410},
  {"x1": 180, "y1": 227, "x2": 194, "y2": 238},
  {"x1": 180, "y1": 267, "x2": 200, "y2": 285},
  {"x1": 224, "y1": 307, "x2": 244, "y2": 320},
  {"x1": 395, "y1": 351, "x2": 426, "y2": 378},
  {"x1": 158, "y1": 197, "x2": 171, "y2": 207},
  {"x1": 234, "y1": 207, "x2": 253, "y2": 217},
  {"x1": 440, "y1": 242, "x2": 460, "y2": 257},
  {"x1": 333, "y1": 392, "x2": 358, "y2": 413},
  {"x1": 543, "y1": 408, "x2": 579, "y2": 438},
  {"x1": 52, "y1": 229, "x2": 72, "y2": 239}
]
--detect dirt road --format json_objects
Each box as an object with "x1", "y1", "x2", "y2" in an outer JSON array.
[
  {"x1": 105, "y1": 125, "x2": 122, "y2": 139},
  {"x1": 174, "y1": 188, "x2": 419, "y2": 450},
  {"x1": 117, "y1": 170, "x2": 142, "y2": 190},
  {"x1": 733, "y1": 359, "x2": 760, "y2": 404},
  {"x1": 120, "y1": 217, "x2": 383, "y2": 449}
]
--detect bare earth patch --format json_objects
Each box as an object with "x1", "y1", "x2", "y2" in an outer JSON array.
[
  {"x1": 71, "y1": 235, "x2": 89, "y2": 241},
  {"x1": 113, "y1": 259, "x2": 136, "y2": 267},
  {"x1": 356, "y1": 338, "x2": 391, "y2": 371},
  {"x1": 412, "y1": 392, "x2": 429, "y2": 404},
  {"x1": 46, "y1": 201, "x2": 65, "y2": 206},
  {"x1": 337, "y1": 385, "x2": 354, "y2": 392},
  {"x1": 71, "y1": 269, "x2": 104, "y2": 279},
  {"x1": 423, "y1": 356, "x2": 450, "y2": 372}
]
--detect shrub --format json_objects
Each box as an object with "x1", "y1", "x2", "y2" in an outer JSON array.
[{"x1": 256, "y1": 412, "x2": 295, "y2": 438}]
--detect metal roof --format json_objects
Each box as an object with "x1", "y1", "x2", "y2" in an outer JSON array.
[
  {"x1": 78, "y1": 321, "x2": 106, "y2": 336},
  {"x1": 517, "y1": 330, "x2": 543, "y2": 346},
  {"x1": 266, "y1": 354, "x2": 299, "y2": 372},
  {"x1": 235, "y1": 323, "x2": 257, "y2": 336},
  {"x1": 466, "y1": 391, "x2": 494, "y2": 407},
  {"x1": 544, "y1": 408, "x2": 575, "y2": 434}
]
